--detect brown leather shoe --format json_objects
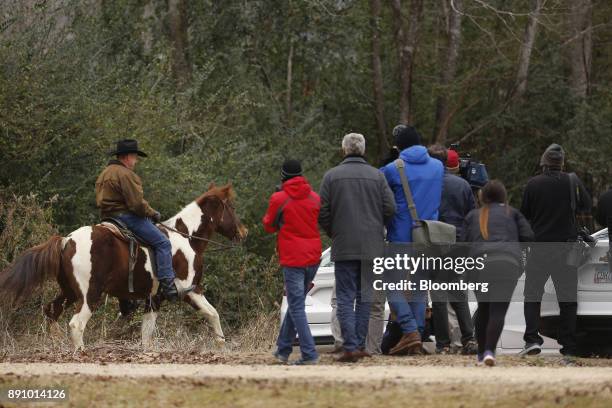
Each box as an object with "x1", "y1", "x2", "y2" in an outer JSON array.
[
  {"x1": 327, "y1": 344, "x2": 344, "y2": 354},
  {"x1": 355, "y1": 349, "x2": 372, "y2": 358},
  {"x1": 389, "y1": 331, "x2": 422, "y2": 356},
  {"x1": 336, "y1": 351, "x2": 361, "y2": 363}
]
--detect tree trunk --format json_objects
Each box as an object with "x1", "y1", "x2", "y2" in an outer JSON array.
[
  {"x1": 568, "y1": 0, "x2": 592, "y2": 99},
  {"x1": 370, "y1": 0, "x2": 388, "y2": 160},
  {"x1": 286, "y1": 41, "x2": 293, "y2": 126},
  {"x1": 434, "y1": 0, "x2": 462, "y2": 144},
  {"x1": 390, "y1": 0, "x2": 424, "y2": 124},
  {"x1": 515, "y1": 0, "x2": 543, "y2": 99},
  {"x1": 141, "y1": 1, "x2": 156, "y2": 57},
  {"x1": 167, "y1": 0, "x2": 191, "y2": 89}
]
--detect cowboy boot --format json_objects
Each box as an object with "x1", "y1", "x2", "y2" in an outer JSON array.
[{"x1": 158, "y1": 279, "x2": 195, "y2": 302}]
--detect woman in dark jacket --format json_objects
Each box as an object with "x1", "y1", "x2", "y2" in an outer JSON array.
[{"x1": 461, "y1": 180, "x2": 534, "y2": 366}]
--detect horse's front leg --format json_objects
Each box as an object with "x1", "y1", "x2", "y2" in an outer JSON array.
[
  {"x1": 141, "y1": 298, "x2": 159, "y2": 349},
  {"x1": 141, "y1": 311, "x2": 158, "y2": 349},
  {"x1": 185, "y1": 292, "x2": 225, "y2": 347}
]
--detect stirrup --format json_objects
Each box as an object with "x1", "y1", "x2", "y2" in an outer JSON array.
[{"x1": 174, "y1": 280, "x2": 196, "y2": 299}]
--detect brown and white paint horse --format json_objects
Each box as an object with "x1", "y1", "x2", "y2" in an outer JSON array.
[{"x1": 0, "y1": 183, "x2": 247, "y2": 350}]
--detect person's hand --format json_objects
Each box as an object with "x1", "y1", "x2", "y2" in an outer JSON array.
[{"x1": 151, "y1": 211, "x2": 161, "y2": 223}]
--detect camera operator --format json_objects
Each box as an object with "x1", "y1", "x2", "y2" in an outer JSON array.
[{"x1": 428, "y1": 144, "x2": 478, "y2": 355}]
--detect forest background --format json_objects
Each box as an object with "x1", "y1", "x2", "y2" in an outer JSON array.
[{"x1": 1, "y1": 0, "x2": 610, "y2": 338}]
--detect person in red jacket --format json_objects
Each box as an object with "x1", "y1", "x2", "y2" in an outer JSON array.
[{"x1": 263, "y1": 159, "x2": 322, "y2": 365}]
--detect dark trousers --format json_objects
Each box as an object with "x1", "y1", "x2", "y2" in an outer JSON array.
[
  {"x1": 431, "y1": 269, "x2": 474, "y2": 348},
  {"x1": 335, "y1": 260, "x2": 372, "y2": 352},
  {"x1": 474, "y1": 260, "x2": 520, "y2": 354},
  {"x1": 474, "y1": 302, "x2": 511, "y2": 354},
  {"x1": 523, "y1": 246, "x2": 578, "y2": 355}
]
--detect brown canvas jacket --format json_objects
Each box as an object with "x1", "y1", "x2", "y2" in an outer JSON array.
[{"x1": 95, "y1": 160, "x2": 156, "y2": 218}]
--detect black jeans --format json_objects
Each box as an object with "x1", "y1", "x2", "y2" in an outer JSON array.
[
  {"x1": 523, "y1": 245, "x2": 578, "y2": 355},
  {"x1": 431, "y1": 269, "x2": 474, "y2": 348},
  {"x1": 473, "y1": 260, "x2": 520, "y2": 354}
]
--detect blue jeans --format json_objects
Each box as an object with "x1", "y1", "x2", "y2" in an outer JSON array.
[
  {"x1": 388, "y1": 298, "x2": 426, "y2": 335},
  {"x1": 386, "y1": 266, "x2": 427, "y2": 335},
  {"x1": 116, "y1": 213, "x2": 175, "y2": 282},
  {"x1": 335, "y1": 260, "x2": 371, "y2": 352},
  {"x1": 276, "y1": 264, "x2": 319, "y2": 361}
]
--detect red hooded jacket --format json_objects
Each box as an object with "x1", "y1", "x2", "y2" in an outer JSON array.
[{"x1": 262, "y1": 176, "x2": 322, "y2": 267}]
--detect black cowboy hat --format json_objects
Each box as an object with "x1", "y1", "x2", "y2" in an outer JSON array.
[{"x1": 109, "y1": 139, "x2": 148, "y2": 157}]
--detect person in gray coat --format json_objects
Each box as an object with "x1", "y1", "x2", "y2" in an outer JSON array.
[{"x1": 319, "y1": 133, "x2": 396, "y2": 362}]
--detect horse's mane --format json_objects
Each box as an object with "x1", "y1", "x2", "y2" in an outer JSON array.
[{"x1": 195, "y1": 183, "x2": 235, "y2": 206}]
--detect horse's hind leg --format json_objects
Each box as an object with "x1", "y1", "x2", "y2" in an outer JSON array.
[
  {"x1": 45, "y1": 293, "x2": 76, "y2": 337},
  {"x1": 44, "y1": 293, "x2": 67, "y2": 322},
  {"x1": 119, "y1": 299, "x2": 139, "y2": 319},
  {"x1": 185, "y1": 292, "x2": 225, "y2": 346},
  {"x1": 69, "y1": 300, "x2": 92, "y2": 351}
]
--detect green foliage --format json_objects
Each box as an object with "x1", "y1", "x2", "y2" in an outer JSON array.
[
  {"x1": 0, "y1": 191, "x2": 58, "y2": 268},
  {"x1": 1, "y1": 0, "x2": 612, "y2": 330}
]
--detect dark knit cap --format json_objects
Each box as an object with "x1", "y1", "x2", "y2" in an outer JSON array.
[
  {"x1": 281, "y1": 159, "x2": 302, "y2": 181},
  {"x1": 393, "y1": 124, "x2": 422, "y2": 151},
  {"x1": 540, "y1": 143, "x2": 565, "y2": 169}
]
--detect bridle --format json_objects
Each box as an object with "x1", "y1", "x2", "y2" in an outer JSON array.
[{"x1": 158, "y1": 198, "x2": 243, "y2": 251}]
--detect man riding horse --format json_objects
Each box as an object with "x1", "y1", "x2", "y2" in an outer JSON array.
[{"x1": 95, "y1": 139, "x2": 195, "y2": 301}]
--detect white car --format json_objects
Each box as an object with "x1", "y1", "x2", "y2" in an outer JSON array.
[
  {"x1": 279, "y1": 248, "x2": 343, "y2": 343},
  {"x1": 537, "y1": 228, "x2": 612, "y2": 355},
  {"x1": 281, "y1": 230, "x2": 610, "y2": 354}
]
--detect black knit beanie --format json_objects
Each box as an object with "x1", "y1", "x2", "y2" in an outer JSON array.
[
  {"x1": 393, "y1": 125, "x2": 422, "y2": 151},
  {"x1": 540, "y1": 143, "x2": 565, "y2": 170},
  {"x1": 281, "y1": 159, "x2": 302, "y2": 181}
]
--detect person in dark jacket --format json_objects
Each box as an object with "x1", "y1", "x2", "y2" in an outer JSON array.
[
  {"x1": 428, "y1": 144, "x2": 477, "y2": 355},
  {"x1": 520, "y1": 144, "x2": 592, "y2": 357},
  {"x1": 319, "y1": 133, "x2": 396, "y2": 362},
  {"x1": 462, "y1": 180, "x2": 534, "y2": 366},
  {"x1": 263, "y1": 160, "x2": 322, "y2": 365},
  {"x1": 596, "y1": 188, "x2": 612, "y2": 272},
  {"x1": 380, "y1": 125, "x2": 444, "y2": 355}
]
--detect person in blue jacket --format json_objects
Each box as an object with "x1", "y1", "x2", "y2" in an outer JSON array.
[{"x1": 380, "y1": 125, "x2": 444, "y2": 355}]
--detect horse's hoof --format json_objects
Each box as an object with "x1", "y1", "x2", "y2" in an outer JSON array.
[{"x1": 214, "y1": 337, "x2": 226, "y2": 349}]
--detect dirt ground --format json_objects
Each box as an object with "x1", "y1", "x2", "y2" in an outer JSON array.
[{"x1": 3, "y1": 349, "x2": 612, "y2": 407}]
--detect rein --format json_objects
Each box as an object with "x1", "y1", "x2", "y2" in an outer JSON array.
[{"x1": 158, "y1": 224, "x2": 242, "y2": 251}]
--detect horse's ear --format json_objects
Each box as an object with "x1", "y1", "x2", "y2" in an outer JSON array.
[
  {"x1": 222, "y1": 183, "x2": 235, "y2": 199},
  {"x1": 208, "y1": 182, "x2": 216, "y2": 190}
]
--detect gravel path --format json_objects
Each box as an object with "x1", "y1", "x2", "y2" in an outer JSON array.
[{"x1": 4, "y1": 362, "x2": 612, "y2": 385}]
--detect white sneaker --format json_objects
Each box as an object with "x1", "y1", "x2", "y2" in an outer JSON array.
[{"x1": 483, "y1": 351, "x2": 496, "y2": 367}]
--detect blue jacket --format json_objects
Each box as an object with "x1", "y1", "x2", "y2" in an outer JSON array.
[
  {"x1": 381, "y1": 145, "x2": 444, "y2": 242},
  {"x1": 439, "y1": 170, "x2": 476, "y2": 240}
]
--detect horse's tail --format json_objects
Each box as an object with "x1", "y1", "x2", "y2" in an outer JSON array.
[{"x1": 0, "y1": 235, "x2": 64, "y2": 305}]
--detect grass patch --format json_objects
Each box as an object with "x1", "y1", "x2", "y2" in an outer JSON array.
[{"x1": 1, "y1": 375, "x2": 612, "y2": 408}]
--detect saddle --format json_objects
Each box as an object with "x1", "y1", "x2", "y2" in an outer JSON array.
[{"x1": 97, "y1": 217, "x2": 157, "y2": 293}]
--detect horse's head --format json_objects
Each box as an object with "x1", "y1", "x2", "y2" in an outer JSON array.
[{"x1": 196, "y1": 183, "x2": 248, "y2": 243}]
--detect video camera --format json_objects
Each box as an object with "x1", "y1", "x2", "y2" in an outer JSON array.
[{"x1": 449, "y1": 143, "x2": 489, "y2": 189}]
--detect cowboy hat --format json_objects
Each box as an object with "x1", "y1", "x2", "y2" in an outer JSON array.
[{"x1": 109, "y1": 139, "x2": 148, "y2": 157}]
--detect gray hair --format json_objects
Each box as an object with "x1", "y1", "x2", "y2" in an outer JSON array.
[{"x1": 342, "y1": 133, "x2": 366, "y2": 156}]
